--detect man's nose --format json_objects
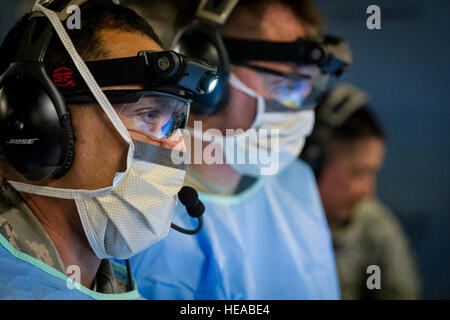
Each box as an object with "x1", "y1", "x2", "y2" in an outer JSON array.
[{"x1": 160, "y1": 130, "x2": 187, "y2": 152}]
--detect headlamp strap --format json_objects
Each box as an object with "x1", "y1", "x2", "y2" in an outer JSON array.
[
  {"x1": 224, "y1": 37, "x2": 326, "y2": 66},
  {"x1": 223, "y1": 36, "x2": 351, "y2": 76},
  {"x1": 50, "y1": 56, "x2": 149, "y2": 90}
]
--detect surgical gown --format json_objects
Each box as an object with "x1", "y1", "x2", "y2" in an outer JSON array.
[
  {"x1": 0, "y1": 234, "x2": 141, "y2": 300},
  {"x1": 129, "y1": 160, "x2": 340, "y2": 299}
]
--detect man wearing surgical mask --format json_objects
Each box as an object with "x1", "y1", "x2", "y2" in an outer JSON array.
[
  {"x1": 126, "y1": 0, "x2": 350, "y2": 299},
  {"x1": 0, "y1": 0, "x2": 215, "y2": 299}
]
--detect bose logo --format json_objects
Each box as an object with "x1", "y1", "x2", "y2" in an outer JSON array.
[
  {"x1": 6, "y1": 138, "x2": 39, "y2": 145},
  {"x1": 157, "y1": 57, "x2": 171, "y2": 71}
]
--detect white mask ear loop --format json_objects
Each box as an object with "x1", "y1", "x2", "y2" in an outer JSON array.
[
  {"x1": 228, "y1": 72, "x2": 265, "y2": 130},
  {"x1": 228, "y1": 72, "x2": 258, "y2": 98},
  {"x1": 33, "y1": 3, "x2": 134, "y2": 163}
]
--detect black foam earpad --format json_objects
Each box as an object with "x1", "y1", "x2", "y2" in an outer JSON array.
[
  {"x1": 172, "y1": 20, "x2": 230, "y2": 115},
  {"x1": 53, "y1": 112, "x2": 75, "y2": 179}
]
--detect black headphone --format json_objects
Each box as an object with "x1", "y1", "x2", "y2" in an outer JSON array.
[
  {"x1": 170, "y1": 0, "x2": 239, "y2": 115},
  {"x1": 300, "y1": 83, "x2": 368, "y2": 177},
  {"x1": 0, "y1": 0, "x2": 88, "y2": 182}
]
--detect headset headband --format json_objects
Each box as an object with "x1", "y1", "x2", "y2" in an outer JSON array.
[{"x1": 195, "y1": 0, "x2": 239, "y2": 25}]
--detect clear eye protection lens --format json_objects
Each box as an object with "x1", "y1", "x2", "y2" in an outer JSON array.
[
  {"x1": 259, "y1": 72, "x2": 311, "y2": 109},
  {"x1": 117, "y1": 92, "x2": 190, "y2": 141},
  {"x1": 303, "y1": 73, "x2": 330, "y2": 109},
  {"x1": 256, "y1": 67, "x2": 330, "y2": 110}
]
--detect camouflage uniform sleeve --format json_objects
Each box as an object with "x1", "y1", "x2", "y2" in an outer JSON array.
[{"x1": 360, "y1": 199, "x2": 421, "y2": 299}]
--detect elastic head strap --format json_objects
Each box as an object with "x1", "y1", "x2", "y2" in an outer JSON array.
[{"x1": 30, "y1": 0, "x2": 91, "y2": 20}]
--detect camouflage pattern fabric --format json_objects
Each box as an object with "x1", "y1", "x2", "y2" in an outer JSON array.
[
  {"x1": 0, "y1": 178, "x2": 128, "y2": 294},
  {"x1": 331, "y1": 198, "x2": 421, "y2": 299}
]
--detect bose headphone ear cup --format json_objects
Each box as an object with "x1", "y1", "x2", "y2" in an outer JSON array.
[
  {"x1": 0, "y1": 63, "x2": 74, "y2": 181},
  {"x1": 171, "y1": 21, "x2": 230, "y2": 115},
  {"x1": 300, "y1": 123, "x2": 328, "y2": 178},
  {"x1": 300, "y1": 84, "x2": 368, "y2": 177}
]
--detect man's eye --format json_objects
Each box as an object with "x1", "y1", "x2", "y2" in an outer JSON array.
[
  {"x1": 137, "y1": 109, "x2": 161, "y2": 121},
  {"x1": 144, "y1": 112, "x2": 157, "y2": 120}
]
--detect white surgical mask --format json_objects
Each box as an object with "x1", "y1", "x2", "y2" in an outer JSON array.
[
  {"x1": 7, "y1": 3, "x2": 187, "y2": 259},
  {"x1": 244, "y1": 64, "x2": 330, "y2": 111},
  {"x1": 228, "y1": 73, "x2": 315, "y2": 176},
  {"x1": 188, "y1": 74, "x2": 315, "y2": 177},
  {"x1": 10, "y1": 141, "x2": 186, "y2": 259}
]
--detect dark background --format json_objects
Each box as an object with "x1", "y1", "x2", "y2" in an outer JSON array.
[{"x1": 1, "y1": 0, "x2": 449, "y2": 299}]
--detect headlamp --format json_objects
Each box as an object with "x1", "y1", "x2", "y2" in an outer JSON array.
[
  {"x1": 200, "y1": 73, "x2": 220, "y2": 94},
  {"x1": 139, "y1": 50, "x2": 219, "y2": 95}
]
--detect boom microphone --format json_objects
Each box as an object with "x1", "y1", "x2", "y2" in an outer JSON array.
[{"x1": 171, "y1": 186, "x2": 205, "y2": 235}]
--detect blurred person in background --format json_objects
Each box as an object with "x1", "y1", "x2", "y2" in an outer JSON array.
[{"x1": 300, "y1": 83, "x2": 421, "y2": 299}]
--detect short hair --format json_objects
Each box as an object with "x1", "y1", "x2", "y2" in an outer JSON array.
[
  {"x1": 324, "y1": 105, "x2": 386, "y2": 162},
  {"x1": 223, "y1": 0, "x2": 325, "y2": 38},
  {"x1": 0, "y1": 2, "x2": 162, "y2": 75},
  {"x1": 173, "y1": 0, "x2": 324, "y2": 38}
]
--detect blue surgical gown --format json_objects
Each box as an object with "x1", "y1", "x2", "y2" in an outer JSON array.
[
  {"x1": 129, "y1": 160, "x2": 340, "y2": 299},
  {"x1": 0, "y1": 234, "x2": 141, "y2": 300}
]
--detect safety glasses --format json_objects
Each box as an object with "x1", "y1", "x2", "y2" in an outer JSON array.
[
  {"x1": 244, "y1": 64, "x2": 330, "y2": 110},
  {"x1": 65, "y1": 89, "x2": 190, "y2": 140}
]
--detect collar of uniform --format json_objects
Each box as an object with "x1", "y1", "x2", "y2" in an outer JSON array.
[
  {"x1": 0, "y1": 177, "x2": 65, "y2": 273},
  {"x1": 183, "y1": 166, "x2": 240, "y2": 196},
  {"x1": 0, "y1": 177, "x2": 127, "y2": 294}
]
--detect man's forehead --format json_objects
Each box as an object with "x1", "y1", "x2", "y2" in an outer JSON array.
[
  {"x1": 259, "y1": 2, "x2": 314, "y2": 41},
  {"x1": 330, "y1": 138, "x2": 385, "y2": 165},
  {"x1": 97, "y1": 29, "x2": 162, "y2": 59},
  {"x1": 91, "y1": 29, "x2": 162, "y2": 91}
]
